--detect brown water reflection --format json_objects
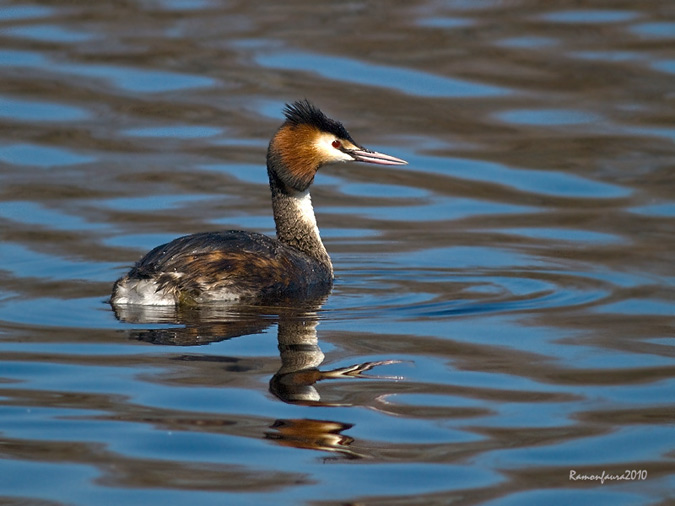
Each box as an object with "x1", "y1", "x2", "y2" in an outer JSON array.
[{"x1": 1, "y1": 0, "x2": 674, "y2": 504}]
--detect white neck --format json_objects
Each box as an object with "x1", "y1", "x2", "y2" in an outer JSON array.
[{"x1": 295, "y1": 189, "x2": 320, "y2": 236}]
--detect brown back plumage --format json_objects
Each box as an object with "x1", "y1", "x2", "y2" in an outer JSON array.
[{"x1": 126, "y1": 231, "x2": 332, "y2": 303}]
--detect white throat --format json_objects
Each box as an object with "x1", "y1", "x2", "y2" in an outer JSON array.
[{"x1": 294, "y1": 189, "x2": 320, "y2": 235}]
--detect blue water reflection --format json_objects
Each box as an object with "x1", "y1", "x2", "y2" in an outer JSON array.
[
  {"x1": 631, "y1": 22, "x2": 675, "y2": 38},
  {"x1": 122, "y1": 126, "x2": 223, "y2": 139},
  {"x1": 0, "y1": 143, "x2": 94, "y2": 167},
  {"x1": 0, "y1": 95, "x2": 89, "y2": 121},
  {"x1": 0, "y1": 243, "x2": 114, "y2": 281},
  {"x1": 0, "y1": 4, "x2": 53, "y2": 21},
  {"x1": 2, "y1": 24, "x2": 95, "y2": 42},
  {"x1": 540, "y1": 10, "x2": 637, "y2": 23},
  {"x1": 403, "y1": 153, "x2": 631, "y2": 199},
  {"x1": 481, "y1": 490, "x2": 652, "y2": 506},
  {"x1": 0, "y1": 49, "x2": 216, "y2": 93},
  {"x1": 256, "y1": 51, "x2": 508, "y2": 97},
  {"x1": 500, "y1": 426, "x2": 674, "y2": 466},
  {"x1": 496, "y1": 108, "x2": 600, "y2": 126},
  {"x1": 0, "y1": 201, "x2": 101, "y2": 230}
]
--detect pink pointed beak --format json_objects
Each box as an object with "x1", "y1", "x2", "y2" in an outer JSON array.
[{"x1": 349, "y1": 148, "x2": 408, "y2": 166}]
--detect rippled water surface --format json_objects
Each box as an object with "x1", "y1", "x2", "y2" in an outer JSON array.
[{"x1": 1, "y1": 1, "x2": 674, "y2": 505}]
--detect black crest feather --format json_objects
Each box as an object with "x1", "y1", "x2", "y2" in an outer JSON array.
[{"x1": 282, "y1": 99, "x2": 354, "y2": 142}]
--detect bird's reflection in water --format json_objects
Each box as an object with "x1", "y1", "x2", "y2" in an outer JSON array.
[
  {"x1": 112, "y1": 297, "x2": 400, "y2": 459},
  {"x1": 266, "y1": 418, "x2": 358, "y2": 460}
]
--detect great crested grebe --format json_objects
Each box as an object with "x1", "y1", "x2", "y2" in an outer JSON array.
[{"x1": 111, "y1": 99, "x2": 407, "y2": 305}]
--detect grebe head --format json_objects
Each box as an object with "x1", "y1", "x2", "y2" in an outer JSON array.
[{"x1": 267, "y1": 99, "x2": 407, "y2": 192}]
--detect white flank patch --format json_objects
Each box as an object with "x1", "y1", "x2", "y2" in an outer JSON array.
[
  {"x1": 112, "y1": 276, "x2": 252, "y2": 305},
  {"x1": 111, "y1": 278, "x2": 176, "y2": 305}
]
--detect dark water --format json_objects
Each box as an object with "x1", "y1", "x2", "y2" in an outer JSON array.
[{"x1": 1, "y1": 1, "x2": 674, "y2": 505}]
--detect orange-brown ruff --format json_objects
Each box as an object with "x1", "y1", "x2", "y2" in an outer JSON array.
[{"x1": 111, "y1": 100, "x2": 407, "y2": 305}]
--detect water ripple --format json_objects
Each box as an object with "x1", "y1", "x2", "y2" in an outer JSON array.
[
  {"x1": 256, "y1": 50, "x2": 508, "y2": 97},
  {"x1": 0, "y1": 95, "x2": 89, "y2": 121},
  {"x1": 540, "y1": 10, "x2": 638, "y2": 24},
  {"x1": 0, "y1": 5, "x2": 53, "y2": 21},
  {"x1": 0, "y1": 144, "x2": 94, "y2": 167},
  {"x1": 2, "y1": 24, "x2": 96, "y2": 43},
  {"x1": 332, "y1": 264, "x2": 614, "y2": 322},
  {"x1": 0, "y1": 49, "x2": 216, "y2": 93},
  {"x1": 399, "y1": 154, "x2": 632, "y2": 199}
]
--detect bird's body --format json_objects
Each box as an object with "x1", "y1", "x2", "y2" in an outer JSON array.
[{"x1": 111, "y1": 100, "x2": 406, "y2": 306}]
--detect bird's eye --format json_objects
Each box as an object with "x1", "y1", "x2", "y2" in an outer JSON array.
[{"x1": 332, "y1": 140, "x2": 342, "y2": 149}]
